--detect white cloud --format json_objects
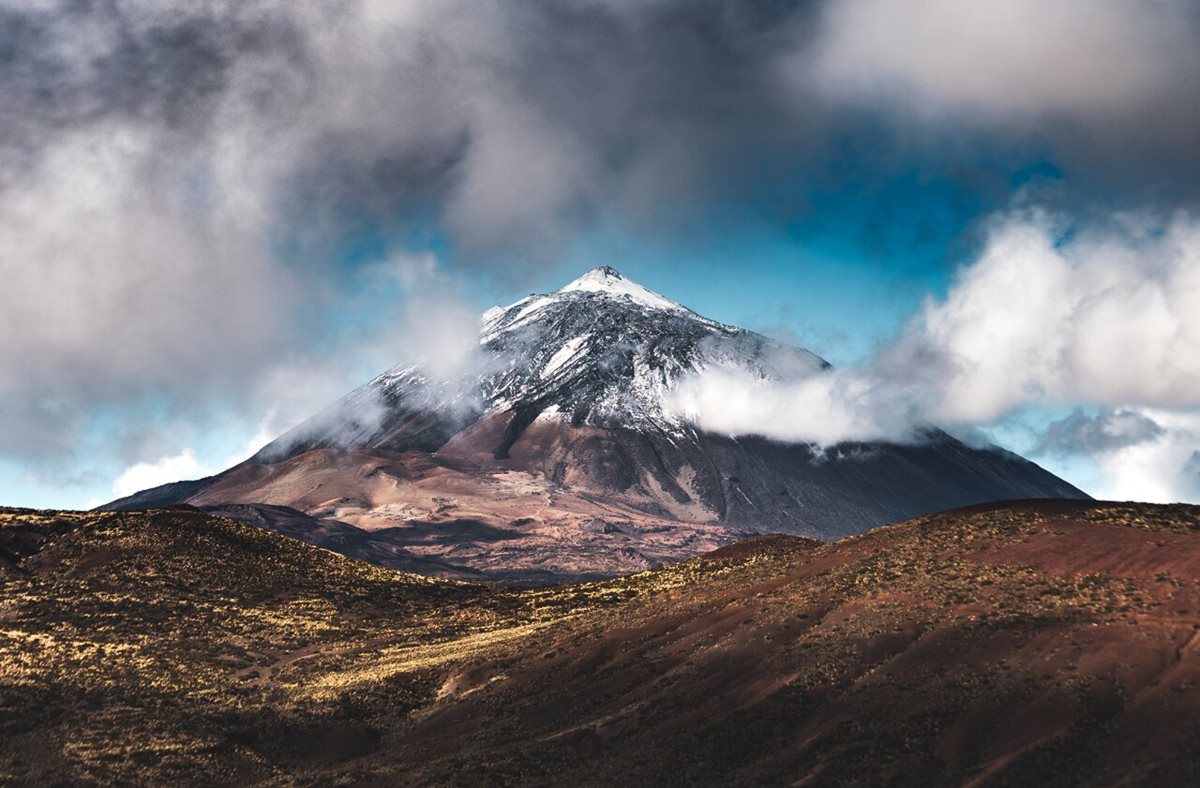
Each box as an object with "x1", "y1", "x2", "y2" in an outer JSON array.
[
  {"x1": 360, "y1": 253, "x2": 488, "y2": 383},
  {"x1": 895, "y1": 210, "x2": 1200, "y2": 420},
  {"x1": 0, "y1": 124, "x2": 296, "y2": 456},
  {"x1": 111, "y1": 449, "x2": 211, "y2": 498},
  {"x1": 0, "y1": 0, "x2": 828, "y2": 479},
  {"x1": 1065, "y1": 409, "x2": 1200, "y2": 503},
  {"x1": 109, "y1": 420, "x2": 277, "y2": 500},
  {"x1": 669, "y1": 363, "x2": 921, "y2": 445}
]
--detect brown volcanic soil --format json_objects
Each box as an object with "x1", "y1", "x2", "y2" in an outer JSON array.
[
  {"x1": 187, "y1": 447, "x2": 748, "y2": 582},
  {"x1": 3, "y1": 501, "x2": 1200, "y2": 785}
]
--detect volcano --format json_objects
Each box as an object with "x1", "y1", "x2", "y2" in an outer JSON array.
[{"x1": 104, "y1": 267, "x2": 1085, "y2": 580}]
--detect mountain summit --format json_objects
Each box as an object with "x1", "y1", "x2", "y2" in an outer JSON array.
[
  {"x1": 555, "y1": 265, "x2": 686, "y2": 311},
  {"x1": 105, "y1": 268, "x2": 1086, "y2": 581}
]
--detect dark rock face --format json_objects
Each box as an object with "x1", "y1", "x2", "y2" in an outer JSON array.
[
  {"x1": 103, "y1": 267, "x2": 1086, "y2": 578},
  {"x1": 500, "y1": 424, "x2": 1085, "y2": 539}
]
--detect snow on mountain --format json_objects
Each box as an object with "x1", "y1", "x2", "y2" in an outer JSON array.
[
  {"x1": 555, "y1": 265, "x2": 686, "y2": 312},
  {"x1": 259, "y1": 266, "x2": 825, "y2": 460},
  {"x1": 541, "y1": 334, "x2": 591, "y2": 379},
  {"x1": 472, "y1": 266, "x2": 826, "y2": 436}
]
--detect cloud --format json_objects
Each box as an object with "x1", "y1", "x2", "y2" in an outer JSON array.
[
  {"x1": 802, "y1": 0, "x2": 1200, "y2": 194},
  {"x1": 670, "y1": 362, "x2": 922, "y2": 446},
  {"x1": 1044, "y1": 409, "x2": 1200, "y2": 504},
  {"x1": 0, "y1": 123, "x2": 297, "y2": 459},
  {"x1": 0, "y1": 0, "x2": 825, "y2": 477},
  {"x1": 358, "y1": 253, "x2": 489, "y2": 383},
  {"x1": 230, "y1": 252, "x2": 491, "y2": 459},
  {"x1": 807, "y1": 0, "x2": 1200, "y2": 120},
  {"x1": 673, "y1": 209, "x2": 1200, "y2": 453},
  {"x1": 109, "y1": 416, "x2": 275, "y2": 499},
  {"x1": 891, "y1": 210, "x2": 1200, "y2": 421},
  {"x1": 111, "y1": 448, "x2": 209, "y2": 499},
  {"x1": 1033, "y1": 409, "x2": 1165, "y2": 458}
]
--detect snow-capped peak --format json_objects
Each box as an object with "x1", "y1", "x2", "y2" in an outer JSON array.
[
  {"x1": 557, "y1": 266, "x2": 685, "y2": 312},
  {"x1": 263, "y1": 263, "x2": 829, "y2": 462}
]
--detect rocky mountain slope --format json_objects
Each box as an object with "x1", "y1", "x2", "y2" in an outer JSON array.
[
  {"x1": 5, "y1": 501, "x2": 1200, "y2": 784},
  {"x1": 104, "y1": 267, "x2": 1085, "y2": 580}
]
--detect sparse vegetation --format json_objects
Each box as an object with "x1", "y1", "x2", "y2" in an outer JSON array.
[{"x1": 3, "y1": 502, "x2": 1200, "y2": 784}]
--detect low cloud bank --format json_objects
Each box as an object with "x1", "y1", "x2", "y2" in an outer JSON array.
[
  {"x1": 670, "y1": 365, "x2": 922, "y2": 446},
  {"x1": 670, "y1": 209, "x2": 1200, "y2": 499}
]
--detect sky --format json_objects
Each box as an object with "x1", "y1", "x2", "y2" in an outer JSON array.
[{"x1": 3, "y1": 0, "x2": 1200, "y2": 508}]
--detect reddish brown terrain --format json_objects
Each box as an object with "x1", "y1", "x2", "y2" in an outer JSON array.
[
  {"x1": 186, "y1": 446, "x2": 748, "y2": 582},
  {"x1": 4, "y1": 500, "x2": 1200, "y2": 784}
]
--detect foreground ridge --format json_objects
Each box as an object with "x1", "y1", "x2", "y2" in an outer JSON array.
[{"x1": 4, "y1": 500, "x2": 1200, "y2": 784}]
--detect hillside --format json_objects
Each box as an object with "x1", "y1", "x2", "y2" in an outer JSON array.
[{"x1": 4, "y1": 501, "x2": 1200, "y2": 784}]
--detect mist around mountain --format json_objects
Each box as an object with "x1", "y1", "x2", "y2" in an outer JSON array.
[{"x1": 103, "y1": 267, "x2": 1085, "y2": 582}]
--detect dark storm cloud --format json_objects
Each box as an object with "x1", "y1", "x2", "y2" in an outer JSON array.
[
  {"x1": 0, "y1": 0, "x2": 829, "y2": 255},
  {"x1": 0, "y1": 2, "x2": 309, "y2": 174},
  {"x1": 0, "y1": 0, "x2": 832, "y2": 470},
  {"x1": 5, "y1": 0, "x2": 1199, "y2": 257}
]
